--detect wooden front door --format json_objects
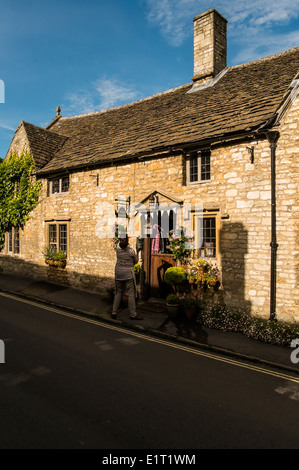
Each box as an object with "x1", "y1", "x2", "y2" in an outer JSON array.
[
  {"x1": 143, "y1": 236, "x2": 176, "y2": 299},
  {"x1": 150, "y1": 253, "x2": 176, "y2": 298}
]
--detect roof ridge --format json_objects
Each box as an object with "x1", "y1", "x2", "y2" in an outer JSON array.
[
  {"x1": 56, "y1": 83, "x2": 192, "y2": 121},
  {"x1": 22, "y1": 120, "x2": 66, "y2": 138},
  {"x1": 52, "y1": 47, "x2": 299, "y2": 124},
  {"x1": 230, "y1": 46, "x2": 299, "y2": 70}
]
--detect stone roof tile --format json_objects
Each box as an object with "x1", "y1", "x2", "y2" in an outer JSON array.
[
  {"x1": 36, "y1": 46, "x2": 299, "y2": 174},
  {"x1": 22, "y1": 122, "x2": 67, "y2": 170}
]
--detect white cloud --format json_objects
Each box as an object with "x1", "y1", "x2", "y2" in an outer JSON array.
[
  {"x1": 94, "y1": 78, "x2": 139, "y2": 110},
  {"x1": 233, "y1": 29, "x2": 299, "y2": 63},
  {"x1": 63, "y1": 77, "x2": 140, "y2": 116},
  {"x1": 144, "y1": 0, "x2": 299, "y2": 61},
  {"x1": 0, "y1": 123, "x2": 15, "y2": 132},
  {"x1": 145, "y1": 0, "x2": 198, "y2": 46}
]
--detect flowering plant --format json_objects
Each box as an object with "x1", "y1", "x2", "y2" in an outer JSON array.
[
  {"x1": 179, "y1": 291, "x2": 202, "y2": 306},
  {"x1": 166, "y1": 228, "x2": 194, "y2": 264},
  {"x1": 43, "y1": 247, "x2": 66, "y2": 262},
  {"x1": 196, "y1": 262, "x2": 221, "y2": 289},
  {"x1": 196, "y1": 258, "x2": 210, "y2": 268},
  {"x1": 196, "y1": 271, "x2": 215, "y2": 285}
]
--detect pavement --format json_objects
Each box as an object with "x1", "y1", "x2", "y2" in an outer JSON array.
[{"x1": 0, "y1": 272, "x2": 298, "y2": 375}]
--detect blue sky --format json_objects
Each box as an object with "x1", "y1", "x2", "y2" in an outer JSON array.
[{"x1": 0, "y1": 0, "x2": 299, "y2": 157}]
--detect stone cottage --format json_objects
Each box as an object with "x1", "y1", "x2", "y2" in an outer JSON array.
[{"x1": 1, "y1": 9, "x2": 299, "y2": 322}]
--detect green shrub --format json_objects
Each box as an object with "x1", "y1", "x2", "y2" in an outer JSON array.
[
  {"x1": 166, "y1": 294, "x2": 180, "y2": 305},
  {"x1": 0, "y1": 152, "x2": 41, "y2": 250},
  {"x1": 134, "y1": 263, "x2": 140, "y2": 274},
  {"x1": 164, "y1": 267, "x2": 187, "y2": 285}
]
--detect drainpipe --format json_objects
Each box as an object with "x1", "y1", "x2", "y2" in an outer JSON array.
[{"x1": 266, "y1": 131, "x2": 280, "y2": 321}]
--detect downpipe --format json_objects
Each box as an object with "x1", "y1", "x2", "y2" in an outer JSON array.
[{"x1": 266, "y1": 131, "x2": 280, "y2": 321}]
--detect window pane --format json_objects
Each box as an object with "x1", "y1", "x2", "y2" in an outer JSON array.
[
  {"x1": 8, "y1": 229, "x2": 13, "y2": 252},
  {"x1": 49, "y1": 224, "x2": 57, "y2": 250},
  {"x1": 59, "y1": 224, "x2": 67, "y2": 253},
  {"x1": 14, "y1": 227, "x2": 20, "y2": 254},
  {"x1": 190, "y1": 155, "x2": 198, "y2": 182},
  {"x1": 200, "y1": 150, "x2": 211, "y2": 181},
  {"x1": 202, "y1": 217, "x2": 216, "y2": 257},
  {"x1": 61, "y1": 176, "x2": 69, "y2": 193},
  {"x1": 51, "y1": 179, "x2": 60, "y2": 194}
]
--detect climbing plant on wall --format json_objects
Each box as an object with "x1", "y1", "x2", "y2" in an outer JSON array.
[{"x1": 0, "y1": 151, "x2": 41, "y2": 250}]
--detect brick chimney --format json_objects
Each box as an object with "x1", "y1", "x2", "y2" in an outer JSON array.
[{"x1": 192, "y1": 9, "x2": 227, "y2": 84}]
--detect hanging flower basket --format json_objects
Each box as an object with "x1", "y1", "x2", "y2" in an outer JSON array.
[
  {"x1": 44, "y1": 247, "x2": 67, "y2": 269},
  {"x1": 45, "y1": 259, "x2": 66, "y2": 268},
  {"x1": 196, "y1": 259, "x2": 209, "y2": 273}
]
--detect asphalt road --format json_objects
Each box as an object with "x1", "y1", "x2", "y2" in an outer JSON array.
[{"x1": 0, "y1": 292, "x2": 299, "y2": 450}]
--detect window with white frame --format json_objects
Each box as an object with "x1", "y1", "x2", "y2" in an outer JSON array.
[
  {"x1": 194, "y1": 212, "x2": 219, "y2": 259},
  {"x1": 49, "y1": 175, "x2": 70, "y2": 195},
  {"x1": 186, "y1": 149, "x2": 211, "y2": 184}
]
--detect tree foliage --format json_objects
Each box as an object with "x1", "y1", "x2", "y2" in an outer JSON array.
[{"x1": 0, "y1": 152, "x2": 41, "y2": 250}]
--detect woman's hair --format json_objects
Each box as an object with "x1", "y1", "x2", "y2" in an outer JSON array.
[{"x1": 119, "y1": 236, "x2": 129, "y2": 249}]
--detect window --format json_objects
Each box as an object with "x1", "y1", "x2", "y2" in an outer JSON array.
[
  {"x1": 194, "y1": 213, "x2": 219, "y2": 259},
  {"x1": 187, "y1": 150, "x2": 211, "y2": 184},
  {"x1": 201, "y1": 217, "x2": 216, "y2": 258},
  {"x1": 46, "y1": 221, "x2": 69, "y2": 255},
  {"x1": 49, "y1": 175, "x2": 70, "y2": 195},
  {"x1": 7, "y1": 227, "x2": 20, "y2": 254},
  {"x1": 14, "y1": 227, "x2": 20, "y2": 254}
]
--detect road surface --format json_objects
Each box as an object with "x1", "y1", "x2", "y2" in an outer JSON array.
[{"x1": 0, "y1": 292, "x2": 298, "y2": 450}]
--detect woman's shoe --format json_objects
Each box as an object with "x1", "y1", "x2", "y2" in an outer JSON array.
[{"x1": 111, "y1": 313, "x2": 117, "y2": 319}]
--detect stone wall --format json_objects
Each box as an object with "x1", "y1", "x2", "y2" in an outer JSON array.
[
  {"x1": 274, "y1": 93, "x2": 299, "y2": 322},
  {"x1": 193, "y1": 9, "x2": 227, "y2": 83}
]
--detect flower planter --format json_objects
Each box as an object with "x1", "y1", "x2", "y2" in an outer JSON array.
[
  {"x1": 46, "y1": 259, "x2": 66, "y2": 269},
  {"x1": 184, "y1": 305, "x2": 197, "y2": 320},
  {"x1": 166, "y1": 303, "x2": 180, "y2": 318},
  {"x1": 198, "y1": 266, "x2": 207, "y2": 274}
]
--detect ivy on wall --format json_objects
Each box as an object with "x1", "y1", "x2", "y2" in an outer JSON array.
[{"x1": 0, "y1": 152, "x2": 41, "y2": 250}]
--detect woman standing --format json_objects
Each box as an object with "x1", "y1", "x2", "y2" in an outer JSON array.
[{"x1": 111, "y1": 236, "x2": 143, "y2": 320}]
